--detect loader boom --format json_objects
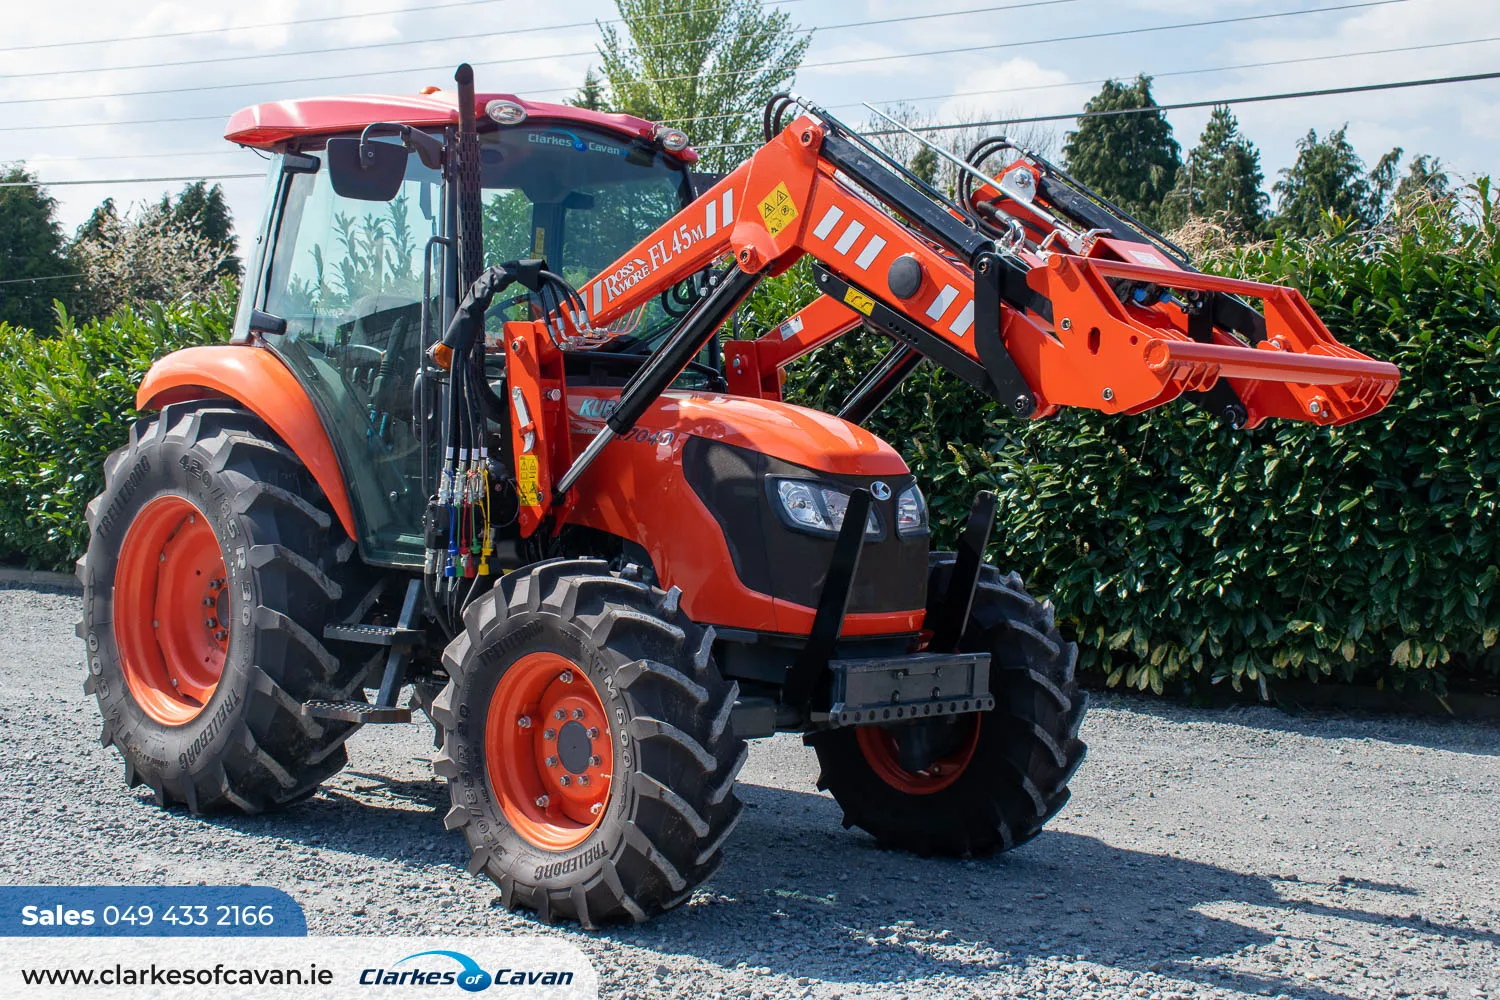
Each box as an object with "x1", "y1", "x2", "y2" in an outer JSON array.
[{"x1": 566, "y1": 104, "x2": 1397, "y2": 444}]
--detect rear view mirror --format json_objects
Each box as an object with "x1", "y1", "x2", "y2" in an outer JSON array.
[{"x1": 327, "y1": 138, "x2": 406, "y2": 202}]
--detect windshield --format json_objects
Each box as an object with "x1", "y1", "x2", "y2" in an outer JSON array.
[{"x1": 478, "y1": 123, "x2": 694, "y2": 354}]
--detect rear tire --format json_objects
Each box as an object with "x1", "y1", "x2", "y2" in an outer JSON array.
[
  {"x1": 79, "y1": 403, "x2": 369, "y2": 814},
  {"x1": 807, "y1": 553, "x2": 1087, "y2": 856},
  {"x1": 432, "y1": 559, "x2": 745, "y2": 927}
]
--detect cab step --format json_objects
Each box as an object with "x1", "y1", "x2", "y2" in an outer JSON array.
[
  {"x1": 323, "y1": 623, "x2": 422, "y2": 646},
  {"x1": 301, "y1": 700, "x2": 412, "y2": 724}
]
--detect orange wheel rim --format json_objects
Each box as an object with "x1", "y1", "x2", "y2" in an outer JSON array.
[
  {"x1": 114, "y1": 495, "x2": 230, "y2": 726},
  {"x1": 484, "y1": 651, "x2": 614, "y2": 851},
  {"x1": 856, "y1": 716, "x2": 981, "y2": 795}
]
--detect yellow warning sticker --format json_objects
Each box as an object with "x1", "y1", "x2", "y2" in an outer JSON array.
[
  {"x1": 759, "y1": 181, "x2": 799, "y2": 237},
  {"x1": 516, "y1": 453, "x2": 541, "y2": 507},
  {"x1": 842, "y1": 287, "x2": 875, "y2": 316}
]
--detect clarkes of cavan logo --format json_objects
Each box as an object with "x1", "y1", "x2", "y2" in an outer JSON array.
[{"x1": 360, "y1": 949, "x2": 576, "y2": 992}]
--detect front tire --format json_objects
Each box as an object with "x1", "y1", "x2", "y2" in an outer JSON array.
[
  {"x1": 432, "y1": 559, "x2": 746, "y2": 927},
  {"x1": 807, "y1": 554, "x2": 1087, "y2": 856},
  {"x1": 79, "y1": 403, "x2": 368, "y2": 814}
]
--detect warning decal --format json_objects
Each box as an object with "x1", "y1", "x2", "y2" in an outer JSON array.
[
  {"x1": 516, "y1": 453, "x2": 541, "y2": 507},
  {"x1": 842, "y1": 287, "x2": 875, "y2": 316},
  {"x1": 759, "y1": 181, "x2": 799, "y2": 237}
]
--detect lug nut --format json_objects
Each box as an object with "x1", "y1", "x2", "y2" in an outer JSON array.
[
  {"x1": 201, "y1": 598, "x2": 214, "y2": 607},
  {"x1": 205, "y1": 618, "x2": 218, "y2": 629},
  {"x1": 558, "y1": 775, "x2": 571, "y2": 787},
  {"x1": 586, "y1": 727, "x2": 600, "y2": 740},
  {"x1": 517, "y1": 716, "x2": 532, "y2": 729},
  {"x1": 535, "y1": 795, "x2": 549, "y2": 808},
  {"x1": 571, "y1": 708, "x2": 585, "y2": 720},
  {"x1": 558, "y1": 670, "x2": 574, "y2": 684},
  {"x1": 543, "y1": 728, "x2": 556, "y2": 741},
  {"x1": 588, "y1": 754, "x2": 602, "y2": 768},
  {"x1": 590, "y1": 802, "x2": 603, "y2": 816},
  {"x1": 215, "y1": 630, "x2": 228, "y2": 642},
  {"x1": 545, "y1": 756, "x2": 559, "y2": 768},
  {"x1": 577, "y1": 775, "x2": 590, "y2": 786},
  {"x1": 553, "y1": 709, "x2": 566, "y2": 721}
]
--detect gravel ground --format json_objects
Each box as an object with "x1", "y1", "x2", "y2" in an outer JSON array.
[{"x1": 2, "y1": 585, "x2": 1498, "y2": 999}]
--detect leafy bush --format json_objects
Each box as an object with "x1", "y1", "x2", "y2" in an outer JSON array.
[
  {"x1": 780, "y1": 182, "x2": 1500, "y2": 694},
  {"x1": 0, "y1": 293, "x2": 232, "y2": 570}
]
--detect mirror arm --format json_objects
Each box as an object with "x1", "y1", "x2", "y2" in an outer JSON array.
[{"x1": 358, "y1": 121, "x2": 446, "y2": 170}]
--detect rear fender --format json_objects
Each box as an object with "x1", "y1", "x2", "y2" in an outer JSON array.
[{"x1": 135, "y1": 345, "x2": 358, "y2": 540}]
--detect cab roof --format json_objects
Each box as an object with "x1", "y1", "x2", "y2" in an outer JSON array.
[{"x1": 224, "y1": 89, "x2": 698, "y2": 164}]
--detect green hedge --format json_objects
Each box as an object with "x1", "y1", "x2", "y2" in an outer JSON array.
[
  {"x1": 781, "y1": 186, "x2": 1500, "y2": 694},
  {"x1": 0, "y1": 295, "x2": 232, "y2": 571},
  {"x1": 3, "y1": 189, "x2": 1495, "y2": 696}
]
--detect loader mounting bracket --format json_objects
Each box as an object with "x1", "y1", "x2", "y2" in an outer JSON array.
[{"x1": 813, "y1": 651, "x2": 994, "y2": 728}]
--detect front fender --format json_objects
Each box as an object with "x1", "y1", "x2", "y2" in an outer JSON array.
[{"x1": 136, "y1": 344, "x2": 358, "y2": 540}]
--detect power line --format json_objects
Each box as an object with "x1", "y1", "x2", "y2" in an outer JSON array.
[
  {"x1": 696, "y1": 70, "x2": 1500, "y2": 150},
  {"x1": 0, "y1": 0, "x2": 812, "y2": 57},
  {"x1": 0, "y1": 0, "x2": 1420, "y2": 135},
  {"x1": 0, "y1": 0, "x2": 1401, "y2": 102},
  {"x1": 0, "y1": 272, "x2": 83, "y2": 286},
  {"x1": 0, "y1": 114, "x2": 225, "y2": 135},
  {"x1": 0, "y1": 0, "x2": 515, "y2": 54},
  {"x1": 22, "y1": 29, "x2": 1496, "y2": 158},
  {"x1": 13, "y1": 69, "x2": 1496, "y2": 186},
  {"x1": 0, "y1": 173, "x2": 262, "y2": 188},
  {"x1": 0, "y1": 0, "x2": 1070, "y2": 95},
  {"x1": 920, "y1": 69, "x2": 1500, "y2": 131},
  {"x1": 26, "y1": 149, "x2": 242, "y2": 163},
  {"x1": 528, "y1": 0, "x2": 1413, "y2": 96},
  {"x1": 658, "y1": 35, "x2": 1500, "y2": 129},
  {"x1": 0, "y1": 28, "x2": 592, "y2": 81}
]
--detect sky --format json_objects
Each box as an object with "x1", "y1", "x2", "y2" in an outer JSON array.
[{"x1": 2, "y1": 0, "x2": 1497, "y2": 241}]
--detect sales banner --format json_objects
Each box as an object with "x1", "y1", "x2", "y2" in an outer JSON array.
[{"x1": 0, "y1": 887, "x2": 597, "y2": 999}]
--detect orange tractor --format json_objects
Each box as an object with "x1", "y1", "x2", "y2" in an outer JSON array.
[{"x1": 79, "y1": 65, "x2": 1398, "y2": 926}]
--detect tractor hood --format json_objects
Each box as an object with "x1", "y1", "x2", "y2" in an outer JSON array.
[{"x1": 567, "y1": 388, "x2": 909, "y2": 478}]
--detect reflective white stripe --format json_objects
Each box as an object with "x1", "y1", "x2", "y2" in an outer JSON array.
[
  {"x1": 853, "y1": 235, "x2": 886, "y2": 270},
  {"x1": 592, "y1": 281, "x2": 602, "y2": 315},
  {"x1": 834, "y1": 220, "x2": 865, "y2": 255},
  {"x1": 948, "y1": 300, "x2": 975, "y2": 337},
  {"x1": 926, "y1": 285, "x2": 958, "y2": 320},
  {"x1": 722, "y1": 190, "x2": 733, "y2": 225},
  {"x1": 812, "y1": 205, "x2": 844, "y2": 240},
  {"x1": 705, "y1": 199, "x2": 718, "y2": 236}
]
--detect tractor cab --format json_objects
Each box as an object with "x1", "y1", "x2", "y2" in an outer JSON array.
[{"x1": 229, "y1": 93, "x2": 702, "y2": 564}]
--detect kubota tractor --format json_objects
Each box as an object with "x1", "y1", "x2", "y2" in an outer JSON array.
[{"x1": 78, "y1": 65, "x2": 1398, "y2": 927}]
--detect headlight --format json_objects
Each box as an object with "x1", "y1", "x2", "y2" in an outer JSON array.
[
  {"x1": 771, "y1": 478, "x2": 881, "y2": 538},
  {"x1": 896, "y1": 483, "x2": 928, "y2": 536}
]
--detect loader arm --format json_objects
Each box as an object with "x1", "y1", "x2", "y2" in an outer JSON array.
[
  {"x1": 573, "y1": 110, "x2": 1396, "y2": 436},
  {"x1": 513, "y1": 105, "x2": 1397, "y2": 514}
]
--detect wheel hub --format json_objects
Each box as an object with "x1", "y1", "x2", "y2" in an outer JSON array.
[
  {"x1": 114, "y1": 495, "x2": 230, "y2": 727},
  {"x1": 556, "y1": 720, "x2": 593, "y2": 774},
  {"x1": 485, "y1": 652, "x2": 614, "y2": 850}
]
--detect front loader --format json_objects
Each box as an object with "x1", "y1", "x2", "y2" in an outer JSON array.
[{"x1": 77, "y1": 65, "x2": 1398, "y2": 926}]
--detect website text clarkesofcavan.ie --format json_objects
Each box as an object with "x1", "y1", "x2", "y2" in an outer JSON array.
[{"x1": 20, "y1": 963, "x2": 331, "y2": 987}]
